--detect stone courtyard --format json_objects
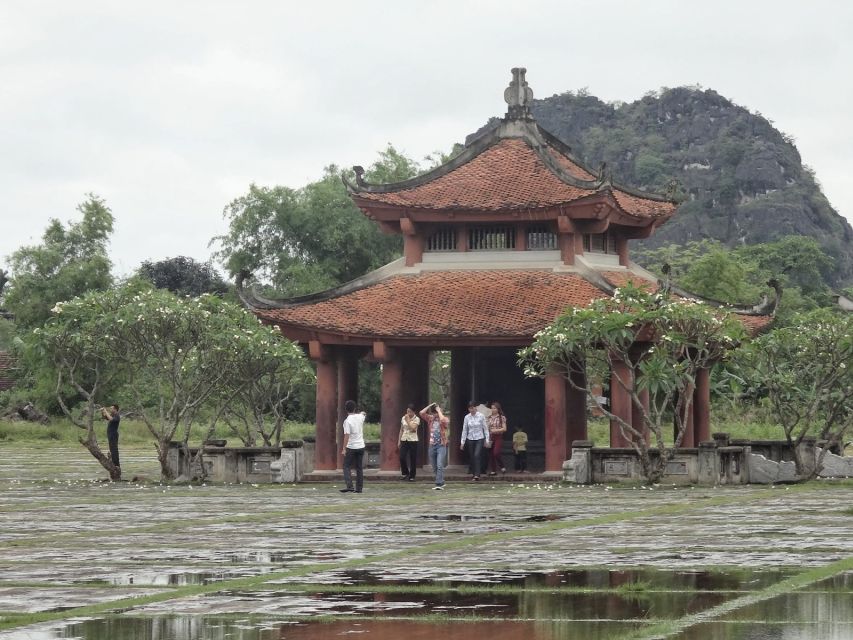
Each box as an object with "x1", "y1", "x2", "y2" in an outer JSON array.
[{"x1": 0, "y1": 445, "x2": 851, "y2": 639}]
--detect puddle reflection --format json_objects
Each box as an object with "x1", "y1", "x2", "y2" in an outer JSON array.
[
  {"x1": 330, "y1": 567, "x2": 790, "y2": 591},
  {"x1": 673, "y1": 621, "x2": 853, "y2": 639},
  {"x1": 47, "y1": 616, "x2": 645, "y2": 640},
  {"x1": 207, "y1": 588, "x2": 728, "y2": 619},
  {"x1": 726, "y1": 592, "x2": 853, "y2": 622}
]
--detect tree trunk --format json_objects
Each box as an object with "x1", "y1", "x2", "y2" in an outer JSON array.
[
  {"x1": 79, "y1": 434, "x2": 121, "y2": 481},
  {"x1": 157, "y1": 440, "x2": 174, "y2": 480}
]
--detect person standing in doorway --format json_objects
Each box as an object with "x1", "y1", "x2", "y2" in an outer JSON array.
[
  {"x1": 420, "y1": 402, "x2": 448, "y2": 490},
  {"x1": 460, "y1": 401, "x2": 488, "y2": 481},
  {"x1": 398, "y1": 404, "x2": 420, "y2": 481},
  {"x1": 340, "y1": 400, "x2": 366, "y2": 493},
  {"x1": 487, "y1": 401, "x2": 507, "y2": 475},
  {"x1": 100, "y1": 404, "x2": 121, "y2": 475}
]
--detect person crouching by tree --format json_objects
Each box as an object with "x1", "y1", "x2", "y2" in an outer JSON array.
[
  {"x1": 340, "y1": 400, "x2": 366, "y2": 493},
  {"x1": 420, "y1": 403, "x2": 449, "y2": 490},
  {"x1": 100, "y1": 404, "x2": 121, "y2": 477}
]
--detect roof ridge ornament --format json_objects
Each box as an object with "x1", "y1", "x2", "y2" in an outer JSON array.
[{"x1": 504, "y1": 67, "x2": 534, "y2": 120}]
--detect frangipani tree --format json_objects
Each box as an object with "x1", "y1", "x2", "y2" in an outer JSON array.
[
  {"x1": 221, "y1": 334, "x2": 314, "y2": 447},
  {"x1": 746, "y1": 309, "x2": 853, "y2": 477},
  {"x1": 38, "y1": 284, "x2": 312, "y2": 480},
  {"x1": 35, "y1": 291, "x2": 131, "y2": 480},
  {"x1": 519, "y1": 284, "x2": 745, "y2": 483}
]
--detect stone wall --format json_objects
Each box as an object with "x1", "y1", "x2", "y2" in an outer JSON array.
[
  {"x1": 564, "y1": 435, "x2": 852, "y2": 485},
  {"x1": 166, "y1": 441, "x2": 305, "y2": 483}
]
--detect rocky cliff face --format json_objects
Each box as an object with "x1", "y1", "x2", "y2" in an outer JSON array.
[{"x1": 508, "y1": 87, "x2": 852, "y2": 285}]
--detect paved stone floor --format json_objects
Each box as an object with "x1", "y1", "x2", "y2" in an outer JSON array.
[{"x1": 0, "y1": 445, "x2": 851, "y2": 639}]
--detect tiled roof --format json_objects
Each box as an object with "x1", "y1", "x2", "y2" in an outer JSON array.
[
  {"x1": 257, "y1": 271, "x2": 609, "y2": 339},
  {"x1": 736, "y1": 314, "x2": 773, "y2": 334},
  {"x1": 356, "y1": 139, "x2": 676, "y2": 219},
  {"x1": 0, "y1": 352, "x2": 16, "y2": 391},
  {"x1": 256, "y1": 269, "x2": 772, "y2": 340},
  {"x1": 601, "y1": 270, "x2": 658, "y2": 291}
]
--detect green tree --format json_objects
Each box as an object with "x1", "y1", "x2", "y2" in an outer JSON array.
[
  {"x1": 0, "y1": 318, "x2": 14, "y2": 351},
  {"x1": 38, "y1": 285, "x2": 312, "y2": 480},
  {"x1": 680, "y1": 248, "x2": 761, "y2": 304},
  {"x1": 5, "y1": 195, "x2": 114, "y2": 331},
  {"x1": 138, "y1": 256, "x2": 229, "y2": 297},
  {"x1": 733, "y1": 236, "x2": 834, "y2": 296},
  {"x1": 519, "y1": 285, "x2": 744, "y2": 483},
  {"x1": 34, "y1": 289, "x2": 131, "y2": 480},
  {"x1": 212, "y1": 145, "x2": 420, "y2": 296},
  {"x1": 221, "y1": 334, "x2": 314, "y2": 447},
  {"x1": 633, "y1": 151, "x2": 668, "y2": 187},
  {"x1": 633, "y1": 239, "x2": 723, "y2": 281},
  {"x1": 635, "y1": 236, "x2": 836, "y2": 324},
  {"x1": 745, "y1": 309, "x2": 853, "y2": 477}
]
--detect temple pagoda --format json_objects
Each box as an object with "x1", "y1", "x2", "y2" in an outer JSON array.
[{"x1": 240, "y1": 68, "x2": 774, "y2": 475}]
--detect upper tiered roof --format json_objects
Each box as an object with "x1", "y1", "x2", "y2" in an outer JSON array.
[{"x1": 346, "y1": 68, "x2": 677, "y2": 227}]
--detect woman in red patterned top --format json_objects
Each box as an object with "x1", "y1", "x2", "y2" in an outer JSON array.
[{"x1": 487, "y1": 401, "x2": 507, "y2": 475}]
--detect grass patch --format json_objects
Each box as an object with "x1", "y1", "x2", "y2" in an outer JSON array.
[
  {"x1": 616, "y1": 580, "x2": 653, "y2": 594},
  {"x1": 619, "y1": 554, "x2": 853, "y2": 639},
  {"x1": 0, "y1": 418, "x2": 381, "y2": 446},
  {"x1": 583, "y1": 416, "x2": 787, "y2": 447}
]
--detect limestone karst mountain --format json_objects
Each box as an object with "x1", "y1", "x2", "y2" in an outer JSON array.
[{"x1": 472, "y1": 86, "x2": 852, "y2": 285}]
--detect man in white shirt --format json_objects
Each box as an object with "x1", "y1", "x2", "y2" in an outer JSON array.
[
  {"x1": 341, "y1": 399, "x2": 366, "y2": 493},
  {"x1": 460, "y1": 401, "x2": 489, "y2": 481}
]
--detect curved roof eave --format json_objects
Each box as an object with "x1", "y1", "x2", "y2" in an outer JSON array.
[{"x1": 344, "y1": 118, "x2": 677, "y2": 214}]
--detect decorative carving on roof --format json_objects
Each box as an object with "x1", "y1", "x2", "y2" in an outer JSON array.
[
  {"x1": 658, "y1": 263, "x2": 672, "y2": 299},
  {"x1": 353, "y1": 166, "x2": 367, "y2": 187},
  {"x1": 235, "y1": 270, "x2": 281, "y2": 310},
  {"x1": 504, "y1": 67, "x2": 534, "y2": 121}
]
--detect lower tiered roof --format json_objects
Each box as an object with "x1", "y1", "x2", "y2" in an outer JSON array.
[{"x1": 246, "y1": 264, "x2": 774, "y2": 344}]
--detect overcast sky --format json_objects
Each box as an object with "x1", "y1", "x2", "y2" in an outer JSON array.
[{"x1": 2, "y1": 1, "x2": 851, "y2": 277}]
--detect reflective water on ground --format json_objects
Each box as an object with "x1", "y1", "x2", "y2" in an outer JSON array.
[
  {"x1": 1, "y1": 446, "x2": 851, "y2": 640},
  {"x1": 45, "y1": 616, "x2": 649, "y2": 640}
]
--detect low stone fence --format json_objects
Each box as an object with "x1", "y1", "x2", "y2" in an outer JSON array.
[
  {"x1": 564, "y1": 434, "x2": 853, "y2": 485},
  {"x1": 166, "y1": 441, "x2": 305, "y2": 483}
]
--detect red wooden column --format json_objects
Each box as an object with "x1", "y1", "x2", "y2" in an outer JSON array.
[
  {"x1": 310, "y1": 341, "x2": 337, "y2": 471},
  {"x1": 609, "y1": 356, "x2": 633, "y2": 448},
  {"x1": 449, "y1": 347, "x2": 472, "y2": 466},
  {"x1": 375, "y1": 341, "x2": 404, "y2": 473},
  {"x1": 629, "y1": 344, "x2": 650, "y2": 444},
  {"x1": 336, "y1": 349, "x2": 360, "y2": 468},
  {"x1": 402, "y1": 349, "x2": 430, "y2": 467},
  {"x1": 544, "y1": 369, "x2": 568, "y2": 472},
  {"x1": 400, "y1": 217, "x2": 424, "y2": 267},
  {"x1": 616, "y1": 236, "x2": 629, "y2": 267},
  {"x1": 632, "y1": 388, "x2": 650, "y2": 445},
  {"x1": 693, "y1": 367, "x2": 711, "y2": 444},
  {"x1": 557, "y1": 215, "x2": 575, "y2": 265},
  {"x1": 566, "y1": 365, "x2": 588, "y2": 444},
  {"x1": 679, "y1": 383, "x2": 696, "y2": 448}
]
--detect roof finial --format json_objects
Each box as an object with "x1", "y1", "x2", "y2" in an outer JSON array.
[{"x1": 504, "y1": 67, "x2": 534, "y2": 120}]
